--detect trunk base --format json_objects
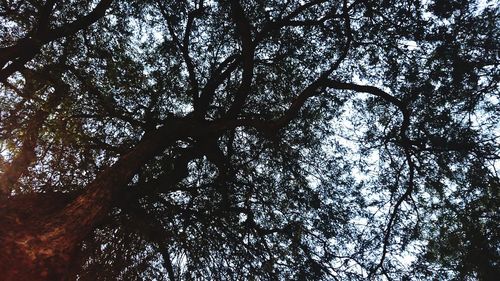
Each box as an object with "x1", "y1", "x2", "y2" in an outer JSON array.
[{"x1": 0, "y1": 192, "x2": 78, "y2": 281}]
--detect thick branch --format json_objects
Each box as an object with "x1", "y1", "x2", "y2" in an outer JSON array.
[
  {"x1": 45, "y1": 0, "x2": 113, "y2": 41},
  {"x1": 226, "y1": 0, "x2": 255, "y2": 118},
  {"x1": 256, "y1": 0, "x2": 330, "y2": 42},
  {"x1": 320, "y1": 82, "x2": 414, "y2": 278},
  {"x1": 0, "y1": 0, "x2": 113, "y2": 81},
  {"x1": 195, "y1": 55, "x2": 240, "y2": 118},
  {"x1": 196, "y1": 0, "x2": 351, "y2": 120},
  {"x1": 325, "y1": 79, "x2": 410, "y2": 137},
  {"x1": 157, "y1": 1, "x2": 203, "y2": 104}
]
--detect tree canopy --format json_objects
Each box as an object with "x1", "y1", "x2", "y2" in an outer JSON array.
[{"x1": 0, "y1": 0, "x2": 499, "y2": 280}]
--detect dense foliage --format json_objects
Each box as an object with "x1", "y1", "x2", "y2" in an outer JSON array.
[{"x1": 0, "y1": 0, "x2": 499, "y2": 280}]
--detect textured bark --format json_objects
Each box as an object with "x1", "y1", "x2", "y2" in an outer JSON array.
[
  {"x1": 0, "y1": 119, "x2": 190, "y2": 280},
  {"x1": 0, "y1": 117, "x2": 241, "y2": 280},
  {"x1": 0, "y1": 192, "x2": 75, "y2": 280}
]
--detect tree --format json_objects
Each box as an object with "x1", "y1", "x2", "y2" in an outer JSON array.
[{"x1": 0, "y1": 0, "x2": 499, "y2": 279}]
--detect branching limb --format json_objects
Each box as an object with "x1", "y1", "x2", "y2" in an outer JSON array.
[
  {"x1": 0, "y1": 74, "x2": 68, "y2": 196},
  {"x1": 319, "y1": 82, "x2": 415, "y2": 278},
  {"x1": 69, "y1": 67, "x2": 145, "y2": 128},
  {"x1": 195, "y1": 54, "x2": 240, "y2": 118},
  {"x1": 157, "y1": 1, "x2": 204, "y2": 105},
  {"x1": 226, "y1": 0, "x2": 255, "y2": 118},
  {"x1": 0, "y1": 0, "x2": 113, "y2": 82}
]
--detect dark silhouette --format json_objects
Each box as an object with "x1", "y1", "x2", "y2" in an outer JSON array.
[{"x1": 0, "y1": 0, "x2": 498, "y2": 280}]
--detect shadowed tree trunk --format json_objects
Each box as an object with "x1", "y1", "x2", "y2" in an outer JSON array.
[
  {"x1": 0, "y1": 117, "x2": 247, "y2": 280},
  {"x1": 1, "y1": 0, "x2": 498, "y2": 279},
  {"x1": 0, "y1": 119, "x2": 189, "y2": 280}
]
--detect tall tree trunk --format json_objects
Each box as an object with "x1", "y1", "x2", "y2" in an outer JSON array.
[
  {"x1": 0, "y1": 119, "x2": 191, "y2": 280},
  {"x1": 0, "y1": 116, "x2": 240, "y2": 280}
]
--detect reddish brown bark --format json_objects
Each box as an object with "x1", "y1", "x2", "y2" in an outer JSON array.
[
  {"x1": 0, "y1": 118, "x2": 189, "y2": 280},
  {"x1": 0, "y1": 118, "x2": 238, "y2": 280},
  {"x1": 0, "y1": 192, "x2": 78, "y2": 280}
]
